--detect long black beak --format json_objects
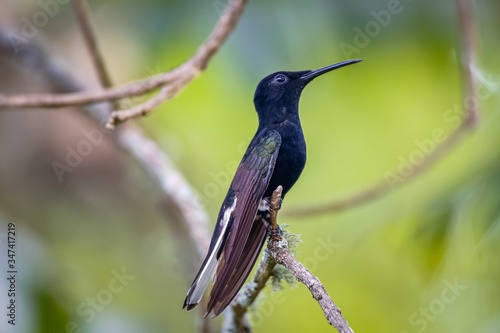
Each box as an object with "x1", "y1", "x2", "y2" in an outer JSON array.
[{"x1": 301, "y1": 59, "x2": 362, "y2": 82}]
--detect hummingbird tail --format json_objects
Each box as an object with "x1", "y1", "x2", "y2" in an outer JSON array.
[
  {"x1": 205, "y1": 215, "x2": 268, "y2": 317},
  {"x1": 183, "y1": 198, "x2": 237, "y2": 310}
]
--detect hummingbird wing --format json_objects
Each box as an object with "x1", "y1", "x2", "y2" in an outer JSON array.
[
  {"x1": 182, "y1": 130, "x2": 282, "y2": 316},
  {"x1": 207, "y1": 130, "x2": 282, "y2": 317}
]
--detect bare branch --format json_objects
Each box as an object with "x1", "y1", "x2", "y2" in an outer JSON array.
[
  {"x1": 0, "y1": 0, "x2": 248, "y2": 130},
  {"x1": 67, "y1": 3, "x2": 215, "y2": 326},
  {"x1": 106, "y1": 0, "x2": 247, "y2": 127},
  {"x1": 190, "y1": 0, "x2": 246, "y2": 71},
  {"x1": 0, "y1": 64, "x2": 175, "y2": 107},
  {"x1": 71, "y1": 0, "x2": 213, "y2": 256},
  {"x1": 0, "y1": 27, "x2": 212, "y2": 258},
  {"x1": 224, "y1": 246, "x2": 277, "y2": 332},
  {"x1": 226, "y1": 187, "x2": 354, "y2": 333},
  {"x1": 105, "y1": 69, "x2": 195, "y2": 129},
  {"x1": 269, "y1": 185, "x2": 282, "y2": 232},
  {"x1": 285, "y1": 181, "x2": 388, "y2": 217},
  {"x1": 117, "y1": 124, "x2": 211, "y2": 257},
  {"x1": 455, "y1": 0, "x2": 478, "y2": 126},
  {"x1": 3, "y1": 1, "x2": 248, "y2": 329},
  {"x1": 287, "y1": 0, "x2": 480, "y2": 218},
  {"x1": 268, "y1": 235, "x2": 354, "y2": 333},
  {"x1": 286, "y1": 125, "x2": 469, "y2": 217},
  {"x1": 73, "y1": 0, "x2": 113, "y2": 88}
]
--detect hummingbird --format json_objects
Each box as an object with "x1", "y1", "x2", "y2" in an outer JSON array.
[{"x1": 183, "y1": 59, "x2": 362, "y2": 317}]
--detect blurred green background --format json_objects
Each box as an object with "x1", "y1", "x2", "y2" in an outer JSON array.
[{"x1": 0, "y1": 0, "x2": 499, "y2": 332}]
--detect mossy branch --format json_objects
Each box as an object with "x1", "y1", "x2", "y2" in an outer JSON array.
[{"x1": 224, "y1": 186, "x2": 354, "y2": 333}]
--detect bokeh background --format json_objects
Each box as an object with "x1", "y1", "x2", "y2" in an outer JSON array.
[{"x1": 0, "y1": 0, "x2": 499, "y2": 332}]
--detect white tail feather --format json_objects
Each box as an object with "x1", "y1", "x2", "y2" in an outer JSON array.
[{"x1": 184, "y1": 198, "x2": 237, "y2": 308}]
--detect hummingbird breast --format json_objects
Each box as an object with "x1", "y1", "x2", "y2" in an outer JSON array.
[{"x1": 265, "y1": 120, "x2": 306, "y2": 198}]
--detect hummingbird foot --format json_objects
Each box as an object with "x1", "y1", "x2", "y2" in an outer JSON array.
[{"x1": 267, "y1": 223, "x2": 283, "y2": 237}]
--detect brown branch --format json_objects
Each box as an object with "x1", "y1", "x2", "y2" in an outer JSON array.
[
  {"x1": 116, "y1": 125, "x2": 211, "y2": 257},
  {"x1": 285, "y1": 181, "x2": 388, "y2": 217},
  {"x1": 71, "y1": 1, "x2": 211, "y2": 254},
  {"x1": 286, "y1": 123, "x2": 470, "y2": 218},
  {"x1": 73, "y1": 0, "x2": 113, "y2": 88},
  {"x1": 105, "y1": 72, "x2": 194, "y2": 129},
  {"x1": 226, "y1": 187, "x2": 354, "y2": 333},
  {"x1": 0, "y1": 0, "x2": 248, "y2": 129},
  {"x1": 455, "y1": 0, "x2": 478, "y2": 126},
  {"x1": 71, "y1": 3, "x2": 214, "y2": 330},
  {"x1": 3, "y1": 1, "x2": 247, "y2": 329},
  {"x1": 106, "y1": 0, "x2": 247, "y2": 128},
  {"x1": 287, "y1": 0, "x2": 480, "y2": 218},
  {"x1": 224, "y1": 244, "x2": 277, "y2": 332},
  {"x1": 1, "y1": 21, "x2": 213, "y2": 259},
  {"x1": 269, "y1": 236, "x2": 353, "y2": 333},
  {"x1": 0, "y1": 62, "x2": 174, "y2": 107}
]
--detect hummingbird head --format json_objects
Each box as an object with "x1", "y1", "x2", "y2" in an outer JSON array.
[{"x1": 253, "y1": 59, "x2": 362, "y2": 124}]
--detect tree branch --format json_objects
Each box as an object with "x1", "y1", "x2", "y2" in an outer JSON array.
[
  {"x1": 268, "y1": 237, "x2": 353, "y2": 333},
  {"x1": 0, "y1": 1, "x2": 482, "y2": 220},
  {"x1": 4, "y1": 0, "x2": 477, "y2": 220},
  {"x1": 2, "y1": 1, "x2": 246, "y2": 330},
  {"x1": 286, "y1": 0, "x2": 481, "y2": 218},
  {"x1": 225, "y1": 187, "x2": 354, "y2": 333},
  {"x1": 73, "y1": 0, "x2": 114, "y2": 88},
  {"x1": 455, "y1": 0, "x2": 478, "y2": 126},
  {"x1": 74, "y1": 2, "x2": 215, "y2": 329},
  {"x1": 67, "y1": 0, "x2": 217, "y2": 273},
  {"x1": 1, "y1": 28, "x2": 212, "y2": 261},
  {"x1": 117, "y1": 125, "x2": 213, "y2": 257},
  {"x1": 0, "y1": 0, "x2": 248, "y2": 129},
  {"x1": 107, "y1": 0, "x2": 247, "y2": 128},
  {"x1": 69, "y1": 0, "x2": 213, "y2": 258},
  {"x1": 223, "y1": 248, "x2": 277, "y2": 332}
]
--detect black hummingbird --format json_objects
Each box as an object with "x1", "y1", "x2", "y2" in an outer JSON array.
[{"x1": 183, "y1": 59, "x2": 362, "y2": 317}]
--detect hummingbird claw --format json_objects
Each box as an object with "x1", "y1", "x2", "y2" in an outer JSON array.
[{"x1": 267, "y1": 224, "x2": 283, "y2": 237}]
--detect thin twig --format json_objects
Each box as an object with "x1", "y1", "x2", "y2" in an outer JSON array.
[
  {"x1": 71, "y1": 0, "x2": 213, "y2": 259},
  {"x1": 1, "y1": 28, "x2": 213, "y2": 259},
  {"x1": 73, "y1": 0, "x2": 113, "y2": 88},
  {"x1": 106, "y1": 73, "x2": 192, "y2": 129},
  {"x1": 455, "y1": 0, "x2": 478, "y2": 126},
  {"x1": 269, "y1": 185, "x2": 282, "y2": 232},
  {"x1": 287, "y1": 0, "x2": 480, "y2": 218},
  {"x1": 116, "y1": 125, "x2": 211, "y2": 257},
  {"x1": 268, "y1": 236, "x2": 353, "y2": 333},
  {"x1": 0, "y1": 0, "x2": 248, "y2": 130},
  {"x1": 106, "y1": 0, "x2": 247, "y2": 128},
  {"x1": 286, "y1": 123, "x2": 470, "y2": 217},
  {"x1": 2, "y1": 1, "x2": 248, "y2": 329},
  {"x1": 285, "y1": 181, "x2": 388, "y2": 217},
  {"x1": 224, "y1": 249, "x2": 277, "y2": 332},
  {"x1": 72, "y1": 2, "x2": 215, "y2": 330},
  {"x1": 224, "y1": 186, "x2": 283, "y2": 332},
  {"x1": 227, "y1": 187, "x2": 354, "y2": 333},
  {"x1": 0, "y1": 62, "x2": 175, "y2": 107}
]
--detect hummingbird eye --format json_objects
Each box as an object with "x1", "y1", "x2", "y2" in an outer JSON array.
[{"x1": 274, "y1": 74, "x2": 287, "y2": 84}]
